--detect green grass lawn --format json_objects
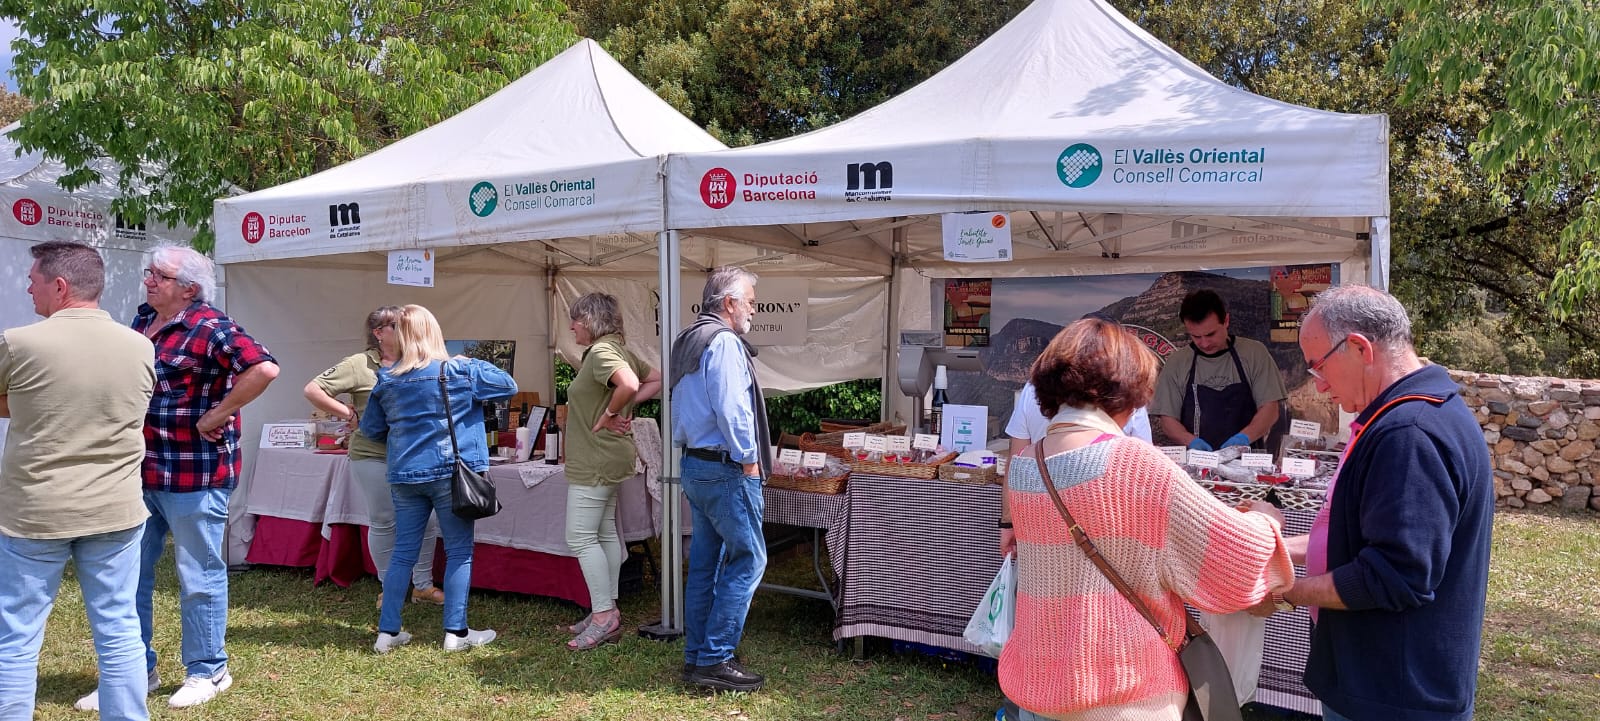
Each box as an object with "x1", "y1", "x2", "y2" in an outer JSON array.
[{"x1": 24, "y1": 510, "x2": 1600, "y2": 720}]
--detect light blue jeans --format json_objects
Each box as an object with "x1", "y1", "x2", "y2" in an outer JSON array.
[
  {"x1": 565, "y1": 482, "x2": 622, "y2": 612},
  {"x1": 379, "y1": 479, "x2": 476, "y2": 634},
  {"x1": 139, "y1": 488, "x2": 231, "y2": 679},
  {"x1": 681, "y1": 455, "x2": 766, "y2": 667},
  {"x1": 349, "y1": 458, "x2": 438, "y2": 590},
  {"x1": 0, "y1": 525, "x2": 148, "y2": 721}
]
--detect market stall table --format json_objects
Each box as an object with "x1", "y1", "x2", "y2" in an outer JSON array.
[
  {"x1": 759, "y1": 485, "x2": 848, "y2": 607},
  {"x1": 828, "y1": 470, "x2": 1323, "y2": 717},
  {"x1": 242, "y1": 447, "x2": 658, "y2": 607}
]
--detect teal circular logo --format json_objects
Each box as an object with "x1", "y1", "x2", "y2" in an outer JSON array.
[
  {"x1": 1057, "y1": 144, "x2": 1103, "y2": 188},
  {"x1": 468, "y1": 182, "x2": 498, "y2": 217}
]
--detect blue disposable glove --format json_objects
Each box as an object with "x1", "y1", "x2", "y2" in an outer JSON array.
[
  {"x1": 1222, "y1": 432, "x2": 1251, "y2": 449},
  {"x1": 1186, "y1": 437, "x2": 1213, "y2": 451}
]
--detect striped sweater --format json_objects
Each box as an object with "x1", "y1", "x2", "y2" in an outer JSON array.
[{"x1": 1000, "y1": 437, "x2": 1294, "y2": 721}]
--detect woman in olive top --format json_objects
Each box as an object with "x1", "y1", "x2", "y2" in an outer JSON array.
[
  {"x1": 303, "y1": 306, "x2": 443, "y2": 606},
  {"x1": 563, "y1": 293, "x2": 662, "y2": 650}
]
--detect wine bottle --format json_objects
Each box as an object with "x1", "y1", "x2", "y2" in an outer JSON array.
[
  {"x1": 544, "y1": 407, "x2": 561, "y2": 465},
  {"x1": 929, "y1": 364, "x2": 949, "y2": 436}
]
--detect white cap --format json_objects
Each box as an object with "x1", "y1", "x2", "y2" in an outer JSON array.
[{"x1": 934, "y1": 364, "x2": 948, "y2": 389}]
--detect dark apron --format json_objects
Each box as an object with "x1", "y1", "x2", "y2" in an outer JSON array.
[{"x1": 1179, "y1": 339, "x2": 1257, "y2": 448}]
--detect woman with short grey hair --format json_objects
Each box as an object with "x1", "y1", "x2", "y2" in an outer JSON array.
[{"x1": 561, "y1": 292, "x2": 663, "y2": 649}]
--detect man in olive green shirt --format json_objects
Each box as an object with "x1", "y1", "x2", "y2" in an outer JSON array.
[{"x1": 0, "y1": 242, "x2": 156, "y2": 720}]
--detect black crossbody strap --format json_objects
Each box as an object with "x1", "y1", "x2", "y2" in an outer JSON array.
[{"x1": 437, "y1": 362, "x2": 461, "y2": 462}]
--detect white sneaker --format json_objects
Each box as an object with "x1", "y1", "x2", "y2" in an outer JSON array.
[
  {"x1": 442, "y1": 628, "x2": 496, "y2": 651},
  {"x1": 73, "y1": 668, "x2": 160, "y2": 711},
  {"x1": 374, "y1": 630, "x2": 413, "y2": 654},
  {"x1": 167, "y1": 670, "x2": 232, "y2": 709}
]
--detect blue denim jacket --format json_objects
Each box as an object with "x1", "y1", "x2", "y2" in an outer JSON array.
[{"x1": 360, "y1": 358, "x2": 517, "y2": 484}]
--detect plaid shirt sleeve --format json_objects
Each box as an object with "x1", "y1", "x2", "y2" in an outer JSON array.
[{"x1": 142, "y1": 304, "x2": 277, "y2": 493}]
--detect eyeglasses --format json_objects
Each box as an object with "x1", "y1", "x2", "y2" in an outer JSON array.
[
  {"x1": 143, "y1": 268, "x2": 179, "y2": 283},
  {"x1": 1307, "y1": 337, "x2": 1349, "y2": 381}
]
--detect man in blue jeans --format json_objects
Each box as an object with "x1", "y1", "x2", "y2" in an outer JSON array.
[
  {"x1": 0, "y1": 242, "x2": 155, "y2": 721},
  {"x1": 77, "y1": 245, "x2": 279, "y2": 711},
  {"x1": 669, "y1": 266, "x2": 771, "y2": 693}
]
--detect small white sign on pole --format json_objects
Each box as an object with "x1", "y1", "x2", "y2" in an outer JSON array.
[
  {"x1": 941, "y1": 212, "x2": 1013, "y2": 263},
  {"x1": 387, "y1": 249, "x2": 434, "y2": 287}
]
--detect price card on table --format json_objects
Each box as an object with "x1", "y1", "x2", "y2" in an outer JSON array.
[
  {"x1": 1241, "y1": 453, "x2": 1275, "y2": 469},
  {"x1": 863, "y1": 435, "x2": 887, "y2": 453},
  {"x1": 801, "y1": 451, "x2": 828, "y2": 469},
  {"x1": 777, "y1": 448, "x2": 803, "y2": 466},
  {"x1": 1159, "y1": 446, "x2": 1188, "y2": 464},
  {"x1": 1187, "y1": 450, "x2": 1220, "y2": 469},
  {"x1": 887, "y1": 436, "x2": 912, "y2": 454},
  {"x1": 1283, "y1": 458, "x2": 1318, "y2": 477},
  {"x1": 843, "y1": 432, "x2": 866, "y2": 449},
  {"x1": 912, "y1": 433, "x2": 940, "y2": 451},
  {"x1": 1289, "y1": 419, "x2": 1322, "y2": 439},
  {"x1": 995, "y1": 456, "x2": 1008, "y2": 476}
]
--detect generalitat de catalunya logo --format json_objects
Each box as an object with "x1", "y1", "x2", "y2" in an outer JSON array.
[
  {"x1": 469, "y1": 182, "x2": 498, "y2": 217},
  {"x1": 1057, "y1": 144, "x2": 1103, "y2": 188}
]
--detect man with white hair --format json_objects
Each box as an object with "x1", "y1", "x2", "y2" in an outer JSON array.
[
  {"x1": 1270, "y1": 285, "x2": 1493, "y2": 721},
  {"x1": 669, "y1": 266, "x2": 770, "y2": 693},
  {"x1": 75, "y1": 244, "x2": 279, "y2": 711},
  {"x1": 0, "y1": 242, "x2": 154, "y2": 721}
]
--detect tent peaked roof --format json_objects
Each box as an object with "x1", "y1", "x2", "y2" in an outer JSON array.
[
  {"x1": 216, "y1": 39, "x2": 725, "y2": 263},
  {"x1": 757, "y1": 0, "x2": 1373, "y2": 151}
]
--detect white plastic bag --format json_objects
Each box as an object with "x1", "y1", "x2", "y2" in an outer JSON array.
[{"x1": 963, "y1": 553, "x2": 1016, "y2": 658}]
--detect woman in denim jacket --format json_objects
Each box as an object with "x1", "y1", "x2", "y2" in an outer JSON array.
[{"x1": 359, "y1": 304, "x2": 517, "y2": 654}]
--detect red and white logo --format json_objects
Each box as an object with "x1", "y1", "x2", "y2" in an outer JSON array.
[
  {"x1": 700, "y1": 168, "x2": 737, "y2": 209},
  {"x1": 12, "y1": 198, "x2": 41, "y2": 226},
  {"x1": 242, "y1": 212, "x2": 265, "y2": 244}
]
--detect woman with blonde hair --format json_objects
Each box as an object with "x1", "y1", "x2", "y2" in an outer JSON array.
[
  {"x1": 303, "y1": 306, "x2": 443, "y2": 607},
  {"x1": 359, "y1": 305, "x2": 517, "y2": 653},
  {"x1": 561, "y1": 292, "x2": 662, "y2": 649},
  {"x1": 1000, "y1": 317, "x2": 1294, "y2": 720}
]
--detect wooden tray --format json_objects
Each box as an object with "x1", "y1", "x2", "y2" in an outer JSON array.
[
  {"x1": 847, "y1": 452, "x2": 957, "y2": 479},
  {"x1": 766, "y1": 470, "x2": 850, "y2": 495}
]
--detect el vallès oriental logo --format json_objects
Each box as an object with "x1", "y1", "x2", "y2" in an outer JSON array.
[
  {"x1": 1058, "y1": 142, "x2": 1268, "y2": 189},
  {"x1": 469, "y1": 182, "x2": 499, "y2": 217}
]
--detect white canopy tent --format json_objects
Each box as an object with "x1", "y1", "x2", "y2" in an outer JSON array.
[{"x1": 0, "y1": 123, "x2": 202, "y2": 456}]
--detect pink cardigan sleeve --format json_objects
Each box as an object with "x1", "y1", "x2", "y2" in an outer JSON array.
[{"x1": 1155, "y1": 452, "x2": 1295, "y2": 613}]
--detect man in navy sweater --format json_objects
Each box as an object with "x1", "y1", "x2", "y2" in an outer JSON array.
[{"x1": 1273, "y1": 286, "x2": 1493, "y2": 721}]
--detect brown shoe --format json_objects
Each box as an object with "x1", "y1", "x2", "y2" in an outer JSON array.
[{"x1": 410, "y1": 587, "x2": 445, "y2": 605}]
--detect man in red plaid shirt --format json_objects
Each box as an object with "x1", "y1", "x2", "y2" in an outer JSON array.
[{"x1": 75, "y1": 245, "x2": 279, "y2": 712}]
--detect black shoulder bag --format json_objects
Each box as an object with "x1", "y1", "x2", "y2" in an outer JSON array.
[
  {"x1": 440, "y1": 366, "x2": 501, "y2": 520},
  {"x1": 1034, "y1": 442, "x2": 1242, "y2": 721}
]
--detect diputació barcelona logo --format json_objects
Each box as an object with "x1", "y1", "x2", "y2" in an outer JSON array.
[
  {"x1": 469, "y1": 182, "x2": 498, "y2": 217},
  {"x1": 700, "y1": 168, "x2": 736, "y2": 209},
  {"x1": 1057, "y1": 144, "x2": 1103, "y2": 188}
]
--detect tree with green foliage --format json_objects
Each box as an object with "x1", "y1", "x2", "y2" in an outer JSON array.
[
  {"x1": 1, "y1": 0, "x2": 578, "y2": 250},
  {"x1": 1378, "y1": 0, "x2": 1600, "y2": 321}
]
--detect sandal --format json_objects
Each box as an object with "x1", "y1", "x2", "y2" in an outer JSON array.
[
  {"x1": 567, "y1": 614, "x2": 621, "y2": 651},
  {"x1": 567, "y1": 614, "x2": 593, "y2": 635}
]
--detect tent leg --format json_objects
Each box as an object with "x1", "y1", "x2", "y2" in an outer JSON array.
[
  {"x1": 880, "y1": 230, "x2": 902, "y2": 423},
  {"x1": 1368, "y1": 216, "x2": 1390, "y2": 290},
  {"x1": 640, "y1": 229, "x2": 686, "y2": 642}
]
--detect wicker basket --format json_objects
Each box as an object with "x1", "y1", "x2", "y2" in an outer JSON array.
[
  {"x1": 797, "y1": 433, "x2": 856, "y2": 462},
  {"x1": 1195, "y1": 477, "x2": 1273, "y2": 504},
  {"x1": 766, "y1": 470, "x2": 850, "y2": 495},
  {"x1": 1273, "y1": 486, "x2": 1326, "y2": 511},
  {"x1": 937, "y1": 463, "x2": 1000, "y2": 485},
  {"x1": 807, "y1": 422, "x2": 907, "y2": 444},
  {"x1": 848, "y1": 451, "x2": 957, "y2": 479}
]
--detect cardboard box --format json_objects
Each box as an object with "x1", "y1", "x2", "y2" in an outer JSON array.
[{"x1": 260, "y1": 421, "x2": 316, "y2": 449}]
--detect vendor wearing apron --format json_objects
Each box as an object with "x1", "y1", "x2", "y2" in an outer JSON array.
[
  {"x1": 1152, "y1": 289, "x2": 1287, "y2": 451},
  {"x1": 1149, "y1": 288, "x2": 1289, "y2": 706}
]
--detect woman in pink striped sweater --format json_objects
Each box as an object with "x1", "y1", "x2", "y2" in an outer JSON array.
[{"x1": 1000, "y1": 318, "x2": 1294, "y2": 721}]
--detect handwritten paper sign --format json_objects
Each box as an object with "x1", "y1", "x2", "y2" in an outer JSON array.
[
  {"x1": 1289, "y1": 419, "x2": 1323, "y2": 440},
  {"x1": 801, "y1": 451, "x2": 828, "y2": 469},
  {"x1": 1160, "y1": 446, "x2": 1188, "y2": 464},
  {"x1": 887, "y1": 436, "x2": 912, "y2": 454},
  {"x1": 842, "y1": 432, "x2": 866, "y2": 450},
  {"x1": 777, "y1": 449, "x2": 803, "y2": 466},
  {"x1": 1187, "y1": 450, "x2": 1220, "y2": 469},
  {"x1": 863, "y1": 435, "x2": 887, "y2": 453},
  {"x1": 387, "y1": 249, "x2": 434, "y2": 287},
  {"x1": 1241, "y1": 453, "x2": 1276, "y2": 469},
  {"x1": 941, "y1": 212, "x2": 1013, "y2": 263},
  {"x1": 913, "y1": 433, "x2": 940, "y2": 451},
  {"x1": 1283, "y1": 458, "x2": 1318, "y2": 477}
]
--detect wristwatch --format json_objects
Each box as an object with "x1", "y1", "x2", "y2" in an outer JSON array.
[{"x1": 1272, "y1": 593, "x2": 1295, "y2": 612}]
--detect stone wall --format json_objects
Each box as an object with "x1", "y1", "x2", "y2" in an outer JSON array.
[{"x1": 1451, "y1": 370, "x2": 1600, "y2": 512}]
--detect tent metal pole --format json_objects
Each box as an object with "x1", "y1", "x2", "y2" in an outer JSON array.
[
  {"x1": 1368, "y1": 216, "x2": 1390, "y2": 290},
  {"x1": 640, "y1": 229, "x2": 686, "y2": 641},
  {"x1": 881, "y1": 225, "x2": 904, "y2": 423}
]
